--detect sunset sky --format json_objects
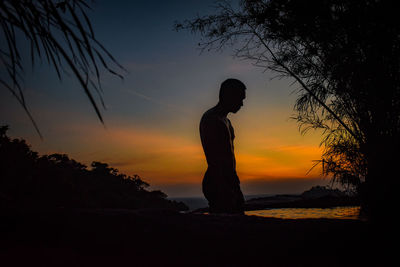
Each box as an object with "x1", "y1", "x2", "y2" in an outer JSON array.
[{"x1": 0, "y1": 0, "x2": 330, "y2": 197}]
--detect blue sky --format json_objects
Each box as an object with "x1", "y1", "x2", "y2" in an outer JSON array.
[{"x1": 0, "y1": 0, "x2": 328, "y2": 197}]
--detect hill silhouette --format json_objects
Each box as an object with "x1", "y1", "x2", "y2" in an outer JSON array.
[{"x1": 0, "y1": 126, "x2": 187, "y2": 211}]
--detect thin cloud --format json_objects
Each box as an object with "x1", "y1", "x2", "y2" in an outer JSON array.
[{"x1": 124, "y1": 88, "x2": 192, "y2": 114}]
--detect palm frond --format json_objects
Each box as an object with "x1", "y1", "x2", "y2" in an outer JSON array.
[{"x1": 0, "y1": 0, "x2": 125, "y2": 137}]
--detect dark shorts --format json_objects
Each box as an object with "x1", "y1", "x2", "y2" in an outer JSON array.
[{"x1": 202, "y1": 168, "x2": 244, "y2": 214}]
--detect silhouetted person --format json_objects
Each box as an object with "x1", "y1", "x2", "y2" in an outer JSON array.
[{"x1": 200, "y1": 79, "x2": 246, "y2": 214}]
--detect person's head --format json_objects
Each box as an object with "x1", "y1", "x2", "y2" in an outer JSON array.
[{"x1": 219, "y1": 78, "x2": 246, "y2": 113}]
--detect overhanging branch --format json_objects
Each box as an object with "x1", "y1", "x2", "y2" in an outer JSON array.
[{"x1": 251, "y1": 29, "x2": 361, "y2": 143}]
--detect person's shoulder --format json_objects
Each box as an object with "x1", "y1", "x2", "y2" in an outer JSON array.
[
  {"x1": 200, "y1": 107, "x2": 223, "y2": 128},
  {"x1": 201, "y1": 107, "x2": 218, "y2": 122}
]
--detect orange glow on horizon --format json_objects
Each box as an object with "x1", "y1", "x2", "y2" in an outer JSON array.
[{"x1": 33, "y1": 122, "x2": 325, "y2": 187}]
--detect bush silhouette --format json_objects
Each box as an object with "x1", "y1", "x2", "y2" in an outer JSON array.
[{"x1": 0, "y1": 126, "x2": 188, "y2": 211}]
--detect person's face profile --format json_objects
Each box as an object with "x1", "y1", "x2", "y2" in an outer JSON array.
[{"x1": 229, "y1": 90, "x2": 245, "y2": 113}]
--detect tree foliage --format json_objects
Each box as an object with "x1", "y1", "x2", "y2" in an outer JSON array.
[
  {"x1": 176, "y1": 0, "x2": 400, "y2": 217},
  {"x1": 0, "y1": 0, "x2": 125, "y2": 137},
  {"x1": 0, "y1": 126, "x2": 188, "y2": 211}
]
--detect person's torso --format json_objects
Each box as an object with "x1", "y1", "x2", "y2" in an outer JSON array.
[{"x1": 199, "y1": 107, "x2": 236, "y2": 169}]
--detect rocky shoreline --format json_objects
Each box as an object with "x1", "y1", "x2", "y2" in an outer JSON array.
[{"x1": 194, "y1": 186, "x2": 360, "y2": 213}]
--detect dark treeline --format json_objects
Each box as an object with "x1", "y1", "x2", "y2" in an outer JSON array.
[{"x1": 0, "y1": 126, "x2": 188, "y2": 211}]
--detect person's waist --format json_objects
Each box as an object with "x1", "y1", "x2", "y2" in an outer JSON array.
[
  {"x1": 206, "y1": 165, "x2": 237, "y2": 176},
  {"x1": 207, "y1": 164, "x2": 235, "y2": 170}
]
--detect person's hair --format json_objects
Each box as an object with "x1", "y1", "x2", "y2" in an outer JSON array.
[{"x1": 219, "y1": 78, "x2": 246, "y2": 101}]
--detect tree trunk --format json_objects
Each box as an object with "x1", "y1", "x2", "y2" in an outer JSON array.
[{"x1": 362, "y1": 139, "x2": 399, "y2": 222}]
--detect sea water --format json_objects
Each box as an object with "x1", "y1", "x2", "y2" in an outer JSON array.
[{"x1": 245, "y1": 206, "x2": 361, "y2": 220}]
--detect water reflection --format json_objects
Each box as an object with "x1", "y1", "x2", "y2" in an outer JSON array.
[{"x1": 245, "y1": 206, "x2": 360, "y2": 220}]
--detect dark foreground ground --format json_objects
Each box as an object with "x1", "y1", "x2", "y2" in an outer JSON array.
[{"x1": 0, "y1": 208, "x2": 394, "y2": 267}]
